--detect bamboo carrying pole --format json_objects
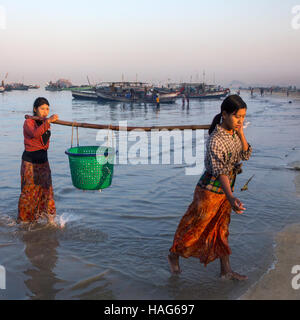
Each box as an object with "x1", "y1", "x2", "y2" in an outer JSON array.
[{"x1": 25, "y1": 115, "x2": 210, "y2": 131}]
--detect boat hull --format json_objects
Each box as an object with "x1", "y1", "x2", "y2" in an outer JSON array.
[
  {"x1": 187, "y1": 91, "x2": 229, "y2": 99},
  {"x1": 72, "y1": 90, "x2": 98, "y2": 100},
  {"x1": 12, "y1": 87, "x2": 29, "y2": 91},
  {"x1": 45, "y1": 87, "x2": 63, "y2": 91},
  {"x1": 96, "y1": 91, "x2": 179, "y2": 104}
]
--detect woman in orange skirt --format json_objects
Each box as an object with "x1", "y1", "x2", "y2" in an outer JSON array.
[
  {"x1": 168, "y1": 95, "x2": 252, "y2": 280},
  {"x1": 17, "y1": 97, "x2": 59, "y2": 224}
]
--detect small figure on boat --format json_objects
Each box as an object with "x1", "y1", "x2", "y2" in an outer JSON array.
[
  {"x1": 168, "y1": 95, "x2": 252, "y2": 280},
  {"x1": 17, "y1": 97, "x2": 59, "y2": 224}
]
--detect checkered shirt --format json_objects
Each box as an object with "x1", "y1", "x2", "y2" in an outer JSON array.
[{"x1": 198, "y1": 124, "x2": 252, "y2": 194}]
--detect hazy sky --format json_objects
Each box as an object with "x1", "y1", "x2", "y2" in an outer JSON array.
[{"x1": 0, "y1": 0, "x2": 300, "y2": 86}]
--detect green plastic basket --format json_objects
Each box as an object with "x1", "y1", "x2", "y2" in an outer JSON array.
[{"x1": 65, "y1": 146, "x2": 115, "y2": 190}]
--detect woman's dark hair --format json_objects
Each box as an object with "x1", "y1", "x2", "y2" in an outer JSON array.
[
  {"x1": 208, "y1": 94, "x2": 247, "y2": 135},
  {"x1": 33, "y1": 97, "x2": 49, "y2": 116}
]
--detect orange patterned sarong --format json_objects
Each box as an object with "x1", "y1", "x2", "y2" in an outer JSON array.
[
  {"x1": 18, "y1": 160, "x2": 56, "y2": 222},
  {"x1": 170, "y1": 186, "x2": 232, "y2": 266}
]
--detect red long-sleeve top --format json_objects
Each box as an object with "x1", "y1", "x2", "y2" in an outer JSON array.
[{"x1": 23, "y1": 119, "x2": 51, "y2": 151}]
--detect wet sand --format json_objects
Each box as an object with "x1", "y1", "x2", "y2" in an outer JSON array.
[
  {"x1": 240, "y1": 164, "x2": 300, "y2": 300},
  {"x1": 240, "y1": 223, "x2": 300, "y2": 300}
]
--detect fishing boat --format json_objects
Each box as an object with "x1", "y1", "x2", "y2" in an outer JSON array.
[
  {"x1": 71, "y1": 90, "x2": 98, "y2": 100},
  {"x1": 4, "y1": 84, "x2": 13, "y2": 91},
  {"x1": 96, "y1": 82, "x2": 180, "y2": 104},
  {"x1": 11, "y1": 83, "x2": 29, "y2": 90},
  {"x1": 180, "y1": 83, "x2": 230, "y2": 99},
  {"x1": 45, "y1": 83, "x2": 63, "y2": 91},
  {"x1": 0, "y1": 86, "x2": 4, "y2": 93}
]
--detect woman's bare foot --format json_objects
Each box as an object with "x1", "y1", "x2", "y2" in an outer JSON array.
[
  {"x1": 167, "y1": 253, "x2": 181, "y2": 274},
  {"x1": 220, "y1": 271, "x2": 248, "y2": 281},
  {"x1": 219, "y1": 255, "x2": 247, "y2": 281}
]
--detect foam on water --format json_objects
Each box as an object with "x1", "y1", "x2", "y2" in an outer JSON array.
[
  {"x1": 0, "y1": 214, "x2": 17, "y2": 227},
  {"x1": 55, "y1": 212, "x2": 83, "y2": 229}
]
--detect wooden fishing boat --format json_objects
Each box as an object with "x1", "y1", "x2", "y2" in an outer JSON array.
[
  {"x1": 45, "y1": 84, "x2": 63, "y2": 91},
  {"x1": 95, "y1": 82, "x2": 180, "y2": 104},
  {"x1": 180, "y1": 82, "x2": 230, "y2": 99},
  {"x1": 4, "y1": 84, "x2": 13, "y2": 91},
  {"x1": 11, "y1": 83, "x2": 29, "y2": 90}
]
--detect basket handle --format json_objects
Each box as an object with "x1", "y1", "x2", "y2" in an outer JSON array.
[{"x1": 71, "y1": 122, "x2": 79, "y2": 148}]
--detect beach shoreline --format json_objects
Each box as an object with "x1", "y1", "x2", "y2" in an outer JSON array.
[
  {"x1": 240, "y1": 223, "x2": 300, "y2": 300},
  {"x1": 240, "y1": 165, "x2": 300, "y2": 300}
]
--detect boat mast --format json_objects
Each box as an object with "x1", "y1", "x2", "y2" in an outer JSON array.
[{"x1": 87, "y1": 76, "x2": 91, "y2": 86}]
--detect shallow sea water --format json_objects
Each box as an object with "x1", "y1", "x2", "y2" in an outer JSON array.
[{"x1": 0, "y1": 89, "x2": 300, "y2": 300}]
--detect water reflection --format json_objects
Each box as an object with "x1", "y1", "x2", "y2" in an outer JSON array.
[
  {"x1": 71, "y1": 99, "x2": 193, "y2": 124},
  {"x1": 22, "y1": 224, "x2": 62, "y2": 299}
]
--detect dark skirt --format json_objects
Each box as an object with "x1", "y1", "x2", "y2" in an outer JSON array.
[
  {"x1": 169, "y1": 186, "x2": 232, "y2": 266},
  {"x1": 18, "y1": 160, "x2": 56, "y2": 222}
]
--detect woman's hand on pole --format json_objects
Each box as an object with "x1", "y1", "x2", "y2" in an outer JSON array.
[{"x1": 47, "y1": 114, "x2": 59, "y2": 123}]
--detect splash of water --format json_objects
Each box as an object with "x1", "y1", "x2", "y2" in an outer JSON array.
[
  {"x1": 55, "y1": 212, "x2": 82, "y2": 229},
  {"x1": 0, "y1": 214, "x2": 17, "y2": 227}
]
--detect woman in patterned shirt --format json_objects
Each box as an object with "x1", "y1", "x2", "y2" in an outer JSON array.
[{"x1": 168, "y1": 95, "x2": 252, "y2": 280}]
